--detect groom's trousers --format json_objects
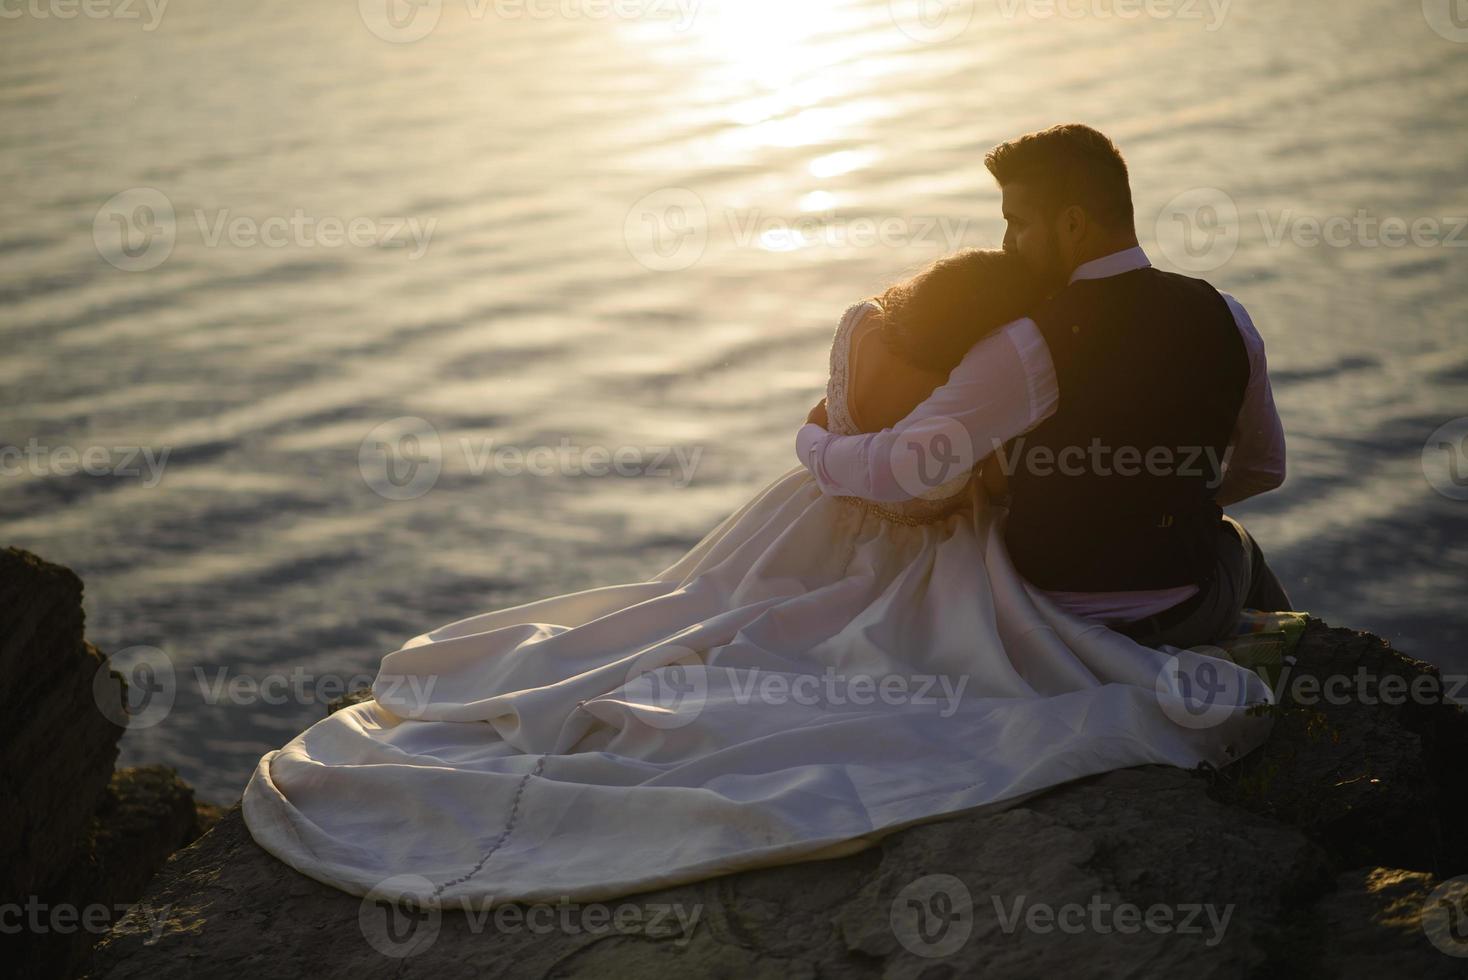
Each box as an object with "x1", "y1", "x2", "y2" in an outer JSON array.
[{"x1": 1113, "y1": 516, "x2": 1291, "y2": 650}]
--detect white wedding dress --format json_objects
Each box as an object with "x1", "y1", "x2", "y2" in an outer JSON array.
[{"x1": 243, "y1": 301, "x2": 1274, "y2": 908}]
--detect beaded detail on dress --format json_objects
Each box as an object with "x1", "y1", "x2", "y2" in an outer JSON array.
[{"x1": 823, "y1": 300, "x2": 973, "y2": 526}]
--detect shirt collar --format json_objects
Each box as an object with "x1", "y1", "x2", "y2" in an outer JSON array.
[{"x1": 1068, "y1": 245, "x2": 1151, "y2": 284}]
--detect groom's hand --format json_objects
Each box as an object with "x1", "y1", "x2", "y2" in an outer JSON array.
[{"x1": 806, "y1": 397, "x2": 828, "y2": 429}]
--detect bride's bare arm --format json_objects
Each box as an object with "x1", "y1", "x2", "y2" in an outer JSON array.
[
  {"x1": 847, "y1": 311, "x2": 949, "y2": 433},
  {"x1": 797, "y1": 317, "x2": 1039, "y2": 504},
  {"x1": 850, "y1": 321, "x2": 1009, "y2": 498}
]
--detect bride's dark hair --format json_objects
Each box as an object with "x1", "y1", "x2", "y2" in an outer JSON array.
[{"x1": 873, "y1": 248, "x2": 1039, "y2": 373}]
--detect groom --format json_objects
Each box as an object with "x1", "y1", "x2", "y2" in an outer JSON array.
[{"x1": 797, "y1": 123, "x2": 1290, "y2": 650}]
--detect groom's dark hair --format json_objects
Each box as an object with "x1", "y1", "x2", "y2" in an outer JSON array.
[{"x1": 984, "y1": 124, "x2": 1134, "y2": 231}]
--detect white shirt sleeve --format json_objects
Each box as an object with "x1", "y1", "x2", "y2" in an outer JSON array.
[
  {"x1": 1215, "y1": 294, "x2": 1287, "y2": 506},
  {"x1": 795, "y1": 318, "x2": 1057, "y2": 502}
]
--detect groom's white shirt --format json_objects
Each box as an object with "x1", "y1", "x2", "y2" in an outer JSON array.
[{"x1": 795, "y1": 245, "x2": 1287, "y2": 623}]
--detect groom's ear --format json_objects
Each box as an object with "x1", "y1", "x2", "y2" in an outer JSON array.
[{"x1": 1057, "y1": 203, "x2": 1089, "y2": 247}]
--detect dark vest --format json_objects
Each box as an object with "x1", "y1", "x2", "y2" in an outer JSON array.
[{"x1": 1003, "y1": 267, "x2": 1249, "y2": 592}]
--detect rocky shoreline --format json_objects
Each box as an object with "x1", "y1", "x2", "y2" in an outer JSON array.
[
  {"x1": 5, "y1": 546, "x2": 1466, "y2": 977},
  {"x1": 2, "y1": 548, "x2": 212, "y2": 980}
]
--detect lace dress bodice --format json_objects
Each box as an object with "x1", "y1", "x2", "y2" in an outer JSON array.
[{"x1": 823, "y1": 300, "x2": 974, "y2": 525}]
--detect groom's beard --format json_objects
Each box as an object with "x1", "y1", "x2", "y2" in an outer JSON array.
[
  {"x1": 1033, "y1": 239, "x2": 1071, "y2": 298},
  {"x1": 1009, "y1": 231, "x2": 1068, "y2": 296}
]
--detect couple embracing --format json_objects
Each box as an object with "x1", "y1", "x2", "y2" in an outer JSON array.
[
  {"x1": 799, "y1": 121, "x2": 1289, "y2": 651},
  {"x1": 243, "y1": 124, "x2": 1287, "y2": 909}
]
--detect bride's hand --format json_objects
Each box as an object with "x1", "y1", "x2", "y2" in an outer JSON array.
[
  {"x1": 806, "y1": 397, "x2": 828, "y2": 428},
  {"x1": 981, "y1": 460, "x2": 1010, "y2": 501}
]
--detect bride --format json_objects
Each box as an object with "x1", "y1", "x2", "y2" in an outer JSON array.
[{"x1": 243, "y1": 249, "x2": 1273, "y2": 908}]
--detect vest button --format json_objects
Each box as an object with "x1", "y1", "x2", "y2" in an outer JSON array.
[{"x1": 1071, "y1": 324, "x2": 1080, "y2": 334}]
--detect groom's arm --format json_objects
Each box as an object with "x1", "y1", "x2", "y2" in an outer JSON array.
[
  {"x1": 1214, "y1": 294, "x2": 1287, "y2": 507},
  {"x1": 796, "y1": 318, "x2": 1056, "y2": 502}
]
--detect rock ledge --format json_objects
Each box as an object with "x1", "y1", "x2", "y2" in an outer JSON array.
[{"x1": 88, "y1": 621, "x2": 1468, "y2": 979}]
